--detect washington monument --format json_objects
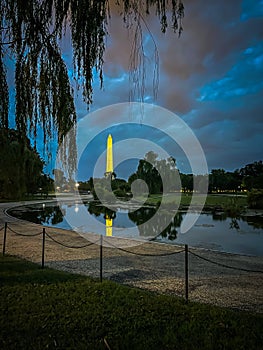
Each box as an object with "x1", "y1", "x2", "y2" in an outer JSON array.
[
  {"x1": 105, "y1": 134, "x2": 114, "y2": 179},
  {"x1": 105, "y1": 134, "x2": 114, "y2": 236}
]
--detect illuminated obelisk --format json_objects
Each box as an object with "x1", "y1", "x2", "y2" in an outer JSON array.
[
  {"x1": 105, "y1": 134, "x2": 114, "y2": 236},
  {"x1": 105, "y1": 134, "x2": 113, "y2": 179}
]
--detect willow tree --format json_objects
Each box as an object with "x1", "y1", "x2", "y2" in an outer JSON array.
[{"x1": 0, "y1": 0, "x2": 184, "y2": 177}]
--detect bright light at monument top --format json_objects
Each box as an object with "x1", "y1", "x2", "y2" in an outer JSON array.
[{"x1": 106, "y1": 134, "x2": 113, "y2": 176}]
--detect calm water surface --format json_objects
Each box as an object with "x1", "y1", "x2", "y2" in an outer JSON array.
[{"x1": 8, "y1": 201, "x2": 263, "y2": 256}]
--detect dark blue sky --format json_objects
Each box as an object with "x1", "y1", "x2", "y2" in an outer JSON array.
[{"x1": 6, "y1": 0, "x2": 263, "y2": 180}]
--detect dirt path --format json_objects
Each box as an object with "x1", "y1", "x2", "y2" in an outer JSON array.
[{"x1": 1, "y1": 200, "x2": 263, "y2": 313}]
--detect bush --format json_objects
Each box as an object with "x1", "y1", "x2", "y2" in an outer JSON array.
[
  {"x1": 113, "y1": 188, "x2": 128, "y2": 198},
  {"x1": 247, "y1": 189, "x2": 263, "y2": 209}
]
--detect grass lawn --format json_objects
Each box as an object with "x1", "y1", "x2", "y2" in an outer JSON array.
[
  {"x1": 144, "y1": 193, "x2": 248, "y2": 209},
  {"x1": 0, "y1": 255, "x2": 262, "y2": 349},
  {"x1": 0, "y1": 193, "x2": 247, "y2": 210}
]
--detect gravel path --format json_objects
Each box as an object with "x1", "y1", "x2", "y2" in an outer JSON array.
[{"x1": 1, "y1": 200, "x2": 263, "y2": 313}]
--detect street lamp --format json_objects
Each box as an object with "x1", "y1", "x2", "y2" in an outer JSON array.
[{"x1": 75, "y1": 182, "x2": 79, "y2": 195}]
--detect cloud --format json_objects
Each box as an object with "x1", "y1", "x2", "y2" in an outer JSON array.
[
  {"x1": 78, "y1": 0, "x2": 263, "y2": 176},
  {"x1": 198, "y1": 43, "x2": 263, "y2": 102}
]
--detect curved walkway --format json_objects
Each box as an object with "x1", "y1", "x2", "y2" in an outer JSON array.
[{"x1": 1, "y1": 199, "x2": 263, "y2": 313}]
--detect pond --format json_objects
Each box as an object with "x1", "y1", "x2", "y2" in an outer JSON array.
[{"x1": 8, "y1": 200, "x2": 263, "y2": 256}]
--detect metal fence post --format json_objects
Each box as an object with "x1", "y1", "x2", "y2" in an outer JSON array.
[
  {"x1": 100, "y1": 235, "x2": 103, "y2": 282},
  {"x1": 41, "y1": 228, "x2": 46, "y2": 269},
  {"x1": 3, "y1": 222, "x2": 7, "y2": 256},
  {"x1": 185, "y1": 244, "x2": 189, "y2": 303}
]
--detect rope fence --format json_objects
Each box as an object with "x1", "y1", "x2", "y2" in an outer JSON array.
[
  {"x1": 105, "y1": 238, "x2": 185, "y2": 257},
  {"x1": 1, "y1": 221, "x2": 263, "y2": 305},
  {"x1": 45, "y1": 231, "x2": 100, "y2": 249},
  {"x1": 7, "y1": 225, "x2": 43, "y2": 237},
  {"x1": 188, "y1": 250, "x2": 263, "y2": 274}
]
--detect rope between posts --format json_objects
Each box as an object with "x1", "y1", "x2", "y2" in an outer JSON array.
[
  {"x1": 0, "y1": 226, "x2": 4, "y2": 231},
  {"x1": 7, "y1": 225, "x2": 43, "y2": 237},
  {"x1": 45, "y1": 231, "x2": 100, "y2": 249},
  {"x1": 105, "y1": 239, "x2": 185, "y2": 257},
  {"x1": 189, "y1": 250, "x2": 263, "y2": 274}
]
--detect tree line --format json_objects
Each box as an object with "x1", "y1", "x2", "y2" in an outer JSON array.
[
  {"x1": 183, "y1": 160, "x2": 263, "y2": 193},
  {"x1": 78, "y1": 153, "x2": 263, "y2": 196},
  {"x1": 2, "y1": 132, "x2": 262, "y2": 201},
  {"x1": 128, "y1": 152, "x2": 263, "y2": 194}
]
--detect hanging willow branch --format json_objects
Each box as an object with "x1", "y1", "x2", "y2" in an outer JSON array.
[
  {"x1": 0, "y1": 0, "x2": 184, "y2": 177},
  {"x1": 0, "y1": 46, "x2": 9, "y2": 129}
]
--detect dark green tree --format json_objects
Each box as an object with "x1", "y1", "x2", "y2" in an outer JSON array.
[
  {"x1": 132, "y1": 152, "x2": 162, "y2": 194},
  {"x1": 239, "y1": 161, "x2": 263, "y2": 190},
  {"x1": 180, "y1": 173, "x2": 193, "y2": 192},
  {"x1": 247, "y1": 189, "x2": 263, "y2": 209},
  {"x1": 129, "y1": 152, "x2": 179, "y2": 194},
  {"x1": 209, "y1": 169, "x2": 227, "y2": 192},
  {"x1": 38, "y1": 174, "x2": 54, "y2": 197},
  {"x1": 223, "y1": 170, "x2": 242, "y2": 192},
  {"x1": 0, "y1": 128, "x2": 44, "y2": 199}
]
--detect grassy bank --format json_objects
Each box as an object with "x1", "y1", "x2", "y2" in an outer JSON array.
[
  {"x1": 0, "y1": 255, "x2": 262, "y2": 349},
  {"x1": 144, "y1": 193, "x2": 248, "y2": 209},
  {"x1": 0, "y1": 193, "x2": 247, "y2": 211}
]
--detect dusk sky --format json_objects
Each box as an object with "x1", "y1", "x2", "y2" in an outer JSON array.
[{"x1": 6, "y1": 0, "x2": 263, "y2": 180}]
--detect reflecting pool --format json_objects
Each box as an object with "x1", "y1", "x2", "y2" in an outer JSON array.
[{"x1": 8, "y1": 201, "x2": 263, "y2": 256}]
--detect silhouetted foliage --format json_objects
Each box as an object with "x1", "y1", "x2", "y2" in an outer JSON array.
[
  {"x1": 239, "y1": 161, "x2": 263, "y2": 191},
  {"x1": 129, "y1": 151, "x2": 180, "y2": 194},
  {"x1": 247, "y1": 189, "x2": 263, "y2": 209},
  {"x1": 0, "y1": 128, "x2": 44, "y2": 199}
]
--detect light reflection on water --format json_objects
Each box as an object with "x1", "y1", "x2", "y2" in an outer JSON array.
[{"x1": 8, "y1": 201, "x2": 263, "y2": 256}]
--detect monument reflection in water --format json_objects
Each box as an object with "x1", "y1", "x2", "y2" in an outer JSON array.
[
  {"x1": 86, "y1": 202, "x2": 183, "y2": 240},
  {"x1": 105, "y1": 214, "x2": 113, "y2": 236}
]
